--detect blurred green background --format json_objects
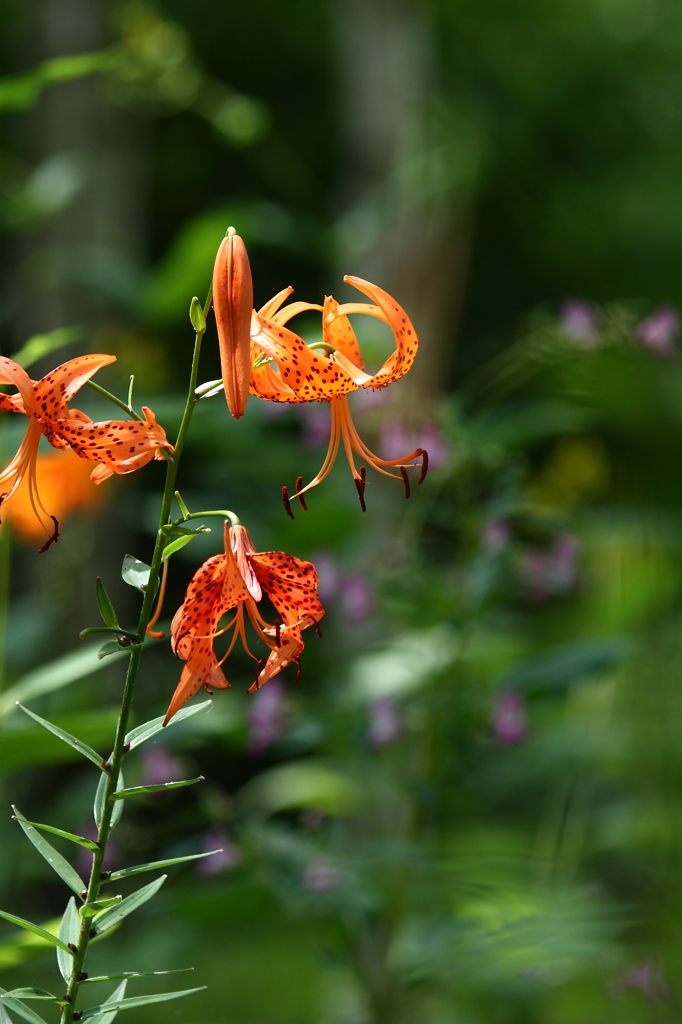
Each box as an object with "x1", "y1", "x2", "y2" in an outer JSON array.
[{"x1": 2, "y1": 1, "x2": 682, "y2": 1021}]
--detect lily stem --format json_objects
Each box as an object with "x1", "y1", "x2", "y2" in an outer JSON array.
[{"x1": 59, "y1": 288, "x2": 211, "y2": 1024}]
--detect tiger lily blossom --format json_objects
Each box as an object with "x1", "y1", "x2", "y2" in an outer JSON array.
[
  {"x1": 212, "y1": 226, "x2": 253, "y2": 419},
  {"x1": 248, "y1": 276, "x2": 428, "y2": 515},
  {"x1": 0, "y1": 353, "x2": 173, "y2": 549},
  {"x1": 164, "y1": 521, "x2": 324, "y2": 726}
]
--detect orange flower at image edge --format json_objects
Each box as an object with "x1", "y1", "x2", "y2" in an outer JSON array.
[
  {"x1": 164, "y1": 522, "x2": 324, "y2": 725},
  {"x1": 0, "y1": 353, "x2": 173, "y2": 549},
  {"x1": 4, "y1": 448, "x2": 103, "y2": 543}
]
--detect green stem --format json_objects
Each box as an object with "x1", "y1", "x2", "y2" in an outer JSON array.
[
  {"x1": 84, "y1": 380, "x2": 143, "y2": 421},
  {"x1": 59, "y1": 289, "x2": 211, "y2": 1024}
]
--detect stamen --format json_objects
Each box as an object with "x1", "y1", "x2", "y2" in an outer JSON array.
[
  {"x1": 418, "y1": 448, "x2": 429, "y2": 484},
  {"x1": 400, "y1": 466, "x2": 411, "y2": 499},
  {"x1": 282, "y1": 486, "x2": 295, "y2": 519},
  {"x1": 315, "y1": 624, "x2": 323, "y2": 638},
  {"x1": 295, "y1": 476, "x2": 308, "y2": 511},
  {"x1": 354, "y1": 470, "x2": 367, "y2": 513},
  {"x1": 292, "y1": 658, "x2": 302, "y2": 685},
  {"x1": 252, "y1": 658, "x2": 266, "y2": 689},
  {"x1": 38, "y1": 515, "x2": 59, "y2": 553},
  {"x1": 146, "y1": 559, "x2": 169, "y2": 638},
  {"x1": 274, "y1": 619, "x2": 281, "y2": 647}
]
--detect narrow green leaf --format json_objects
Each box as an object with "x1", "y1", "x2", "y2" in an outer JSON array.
[
  {"x1": 97, "y1": 641, "x2": 128, "y2": 660},
  {"x1": 112, "y1": 777, "x2": 204, "y2": 800},
  {"x1": 95, "y1": 579, "x2": 119, "y2": 628},
  {"x1": 0, "y1": 990, "x2": 57, "y2": 1002},
  {"x1": 121, "y1": 555, "x2": 151, "y2": 593},
  {"x1": 80, "y1": 897, "x2": 121, "y2": 919},
  {"x1": 85, "y1": 979, "x2": 126, "y2": 1024},
  {"x1": 12, "y1": 327, "x2": 82, "y2": 369},
  {"x1": 57, "y1": 898, "x2": 79, "y2": 983},
  {"x1": 80, "y1": 627, "x2": 138, "y2": 641},
  {"x1": 124, "y1": 699, "x2": 212, "y2": 750},
  {"x1": 81, "y1": 988, "x2": 205, "y2": 1018},
  {"x1": 106, "y1": 850, "x2": 223, "y2": 882},
  {"x1": 0, "y1": 911, "x2": 73, "y2": 954},
  {"x1": 0, "y1": 985, "x2": 48, "y2": 1024},
  {"x1": 91, "y1": 875, "x2": 167, "y2": 935},
  {"x1": 94, "y1": 770, "x2": 124, "y2": 831},
  {"x1": 162, "y1": 534, "x2": 197, "y2": 560},
  {"x1": 15, "y1": 704, "x2": 106, "y2": 770},
  {"x1": 0, "y1": 1001, "x2": 12, "y2": 1024},
  {"x1": 82, "y1": 969, "x2": 192, "y2": 984},
  {"x1": 12, "y1": 806, "x2": 84, "y2": 896},
  {"x1": 13, "y1": 818, "x2": 98, "y2": 852}
]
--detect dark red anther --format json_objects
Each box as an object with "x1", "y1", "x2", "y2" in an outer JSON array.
[
  {"x1": 274, "y1": 619, "x2": 281, "y2": 647},
  {"x1": 354, "y1": 468, "x2": 367, "y2": 512},
  {"x1": 292, "y1": 658, "x2": 302, "y2": 685},
  {"x1": 400, "y1": 466, "x2": 411, "y2": 499},
  {"x1": 295, "y1": 476, "x2": 308, "y2": 511},
  {"x1": 315, "y1": 624, "x2": 323, "y2": 638},
  {"x1": 281, "y1": 486, "x2": 295, "y2": 519},
  {"x1": 38, "y1": 515, "x2": 60, "y2": 553},
  {"x1": 418, "y1": 448, "x2": 429, "y2": 485}
]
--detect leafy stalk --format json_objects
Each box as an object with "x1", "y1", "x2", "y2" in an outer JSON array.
[{"x1": 59, "y1": 288, "x2": 212, "y2": 1024}]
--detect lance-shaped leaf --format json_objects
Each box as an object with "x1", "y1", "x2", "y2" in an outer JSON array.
[
  {"x1": 81, "y1": 988, "x2": 205, "y2": 1019},
  {"x1": 0, "y1": 911, "x2": 73, "y2": 954},
  {"x1": 0, "y1": 1003, "x2": 11, "y2": 1024},
  {"x1": 80, "y1": 897, "x2": 122, "y2": 919},
  {"x1": 82, "y1": 969, "x2": 192, "y2": 984},
  {"x1": 91, "y1": 875, "x2": 167, "y2": 935},
  {"x1": 57, "y1": 898, "x2": 79, "y2": 983},
  {"x1": 95, "y1": 578, "x2": 119, "y2": 628},
  {"x1": 0, "y1": 990, "x2": 57, "y2": 1002},
  {"x1": 162, "y1": 534, "x2": 198, "y2": 560},
  {"x1": 124, "y1": 700, "x2": 212, "y2": 750},
  {"x1": 85, "y1": 979, "x2": 126, "y2": 1024},
  {"x1": 111, "y1": 777, "x2": 204, "y2": 800},
  {"x1": 15, "y1": 705, "x2": 107, "y2": 770},
  {"x1": 97, "y1": 641, "x2": 132, "y2": 660},
  {"x1": 105, "y1": 849, "x2": 223, "y2": 882},
  {"x1": 94, "y1": 770, "x2": 124, "y2": 831},
  {"x1": 121, "y1": 555, "x2": 152, "y2": 593},
  {"x1": 11, "y1": 818, "x2": 98, "y2": 851},
  {"x1": 0, "y1": 985, "x2": 48, "y2": 1024},
  {"x1": 12, "y1": 807, "x2": 85, "y2": 896}
]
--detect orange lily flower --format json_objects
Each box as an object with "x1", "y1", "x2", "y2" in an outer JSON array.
[
  {"x1": 0, "y1": 353, "x2": 172, "y2": 549},
  {"x1": 5, "y1": 448, "x2": 103, "y2": 543},
  {"x1": 164, "y1": 521, "x2": 324, "y2": 725},
  {"x1": 248, "y1": 277, "x2": 428, "y2": 515}
]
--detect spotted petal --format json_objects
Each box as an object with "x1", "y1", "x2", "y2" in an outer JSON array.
[{"x1": 249, "y1": 551, "x2": 324, "y2": 628}]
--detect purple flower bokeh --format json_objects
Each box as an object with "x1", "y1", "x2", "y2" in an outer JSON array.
[
  {"x1": 303, "y1": 857, "x2": 340, "y2": 892},
  {"x1": 247, "y1": 678, "x2": 287, "y2": 754},
  {"x1": 140, "y1": 745, "x2": 183, "y2": 790},
  {"x1": 196, "y1": 828, "x2": 242, "y2": 876},
  {"x1": 491, "y1": 690, "x2": 527, "y2": 746},
  {"x1": 634, "y1": 305, "x2": 679, "y2": 358},
  {"x1": 519, "y1": 534, "x2": 580, "y2": 602},
  {"x1": 612, "y1": 958, "x2": 672, "y2": 1003},
  {"x1": 559, "y1": 298, "x2": 599, "y2": 343},
  {"x1": 481, "y1": 519, "x2": 510, "y2": 553},
  {"x1": 380, "y1": 420, "x2": 449, "y2": 469},
  {"x1": 367, "y1": 699, "x2": 402, "y2": 749}
]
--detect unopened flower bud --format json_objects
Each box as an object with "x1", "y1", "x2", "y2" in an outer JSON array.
[
  {"x1": 189, "y1": 297, "x2": 206, "y2": 335},
  {"x1": 212, "y1": 226, "x2": 253, "y2": 419}
]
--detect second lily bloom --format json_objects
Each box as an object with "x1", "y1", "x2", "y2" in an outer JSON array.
[{"x1": 212, "y1": 230, "x2": 428, "y2": 513}]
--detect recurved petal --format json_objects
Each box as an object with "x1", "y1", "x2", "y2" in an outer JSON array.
[
  {"x1": 322, "y1": 295, "x2": 365, "y2": 370},
  {"x1": 163, "y1": 649, "x2": 230, "y2": 726},
  {"x1": 52, "y1": 410, "x2": 172, "y2": 472},
  {"x1": 340, "y1": 277, "x2": 419, "y2": 387},
  {"x1": 213, "y1": 229, "x2": 253, "y2": 419},
  {"x1": 0, "y1": 356, "x2": 35, "y2": 416},
  {"x1": 246, "y1": 630, "x2": 304, "y2": 694},
  {"x1": 249, "y1": 551, "x2": 324, "y2": 628},
  {"x1": 33, "y1": 355, "x2": 117, "y2": 420},
  {"x1": 228, "y1": 523, "x2": 262, "y2": 601},
  {"x1": 250, "y1": 314, "x2": 356, "y2": 401}
]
